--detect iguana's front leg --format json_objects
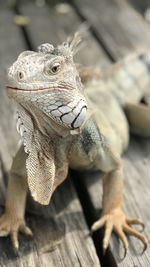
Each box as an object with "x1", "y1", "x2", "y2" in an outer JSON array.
[
  {"x1": 74, "y1": 119, "x2": 148, "y2": 255},
  {"x1": 91, "y1": 162, "x2": 147, "y2": 255},
  {"x1": 0, "y1": 146, "x2": 32, "y2": 250}
]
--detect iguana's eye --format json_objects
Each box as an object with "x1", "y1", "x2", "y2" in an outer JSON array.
[
  {"x1": 44, "y1": 57, "x2": 63, "y2": 76},
  {"x1": 51, "y1": 62, "x2": 61, "y2": 74}
]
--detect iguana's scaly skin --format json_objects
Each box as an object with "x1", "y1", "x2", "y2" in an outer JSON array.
[{"x1": 3, "y1": 33, "x2": 150, "y2": 254}]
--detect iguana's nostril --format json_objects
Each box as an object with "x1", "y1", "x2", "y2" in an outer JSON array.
[{"x1": 18, "y1": 71, "x2": 25, "y2": 81}]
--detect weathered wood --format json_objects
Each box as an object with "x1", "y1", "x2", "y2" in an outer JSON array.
[
  {"x1": 79, "y1": 140, "x2": 150, "y2": 267},
  {"x1": 21, "y1": 0, "x2": 150, "y2": 266},
  {"x1": 19, "y1": 2, "x2": 114, "y2": 265},
  {"x1": 129, "y1": 0, "x2": 150, "y2": 14},
  {"x1": 73, "y1": 0, "x2": 150, "y2": 59},
  {"x1": 0, "y1": 6, "x2": 100, "y2": 267},
  {"x1": 0, "y1": 176, "x2": 100, "y2": 267},
  {"x1": 72, "y1": 0, "x2": 150, "y2": 266},
  {"x1": 4, "y1": 1, "x2": 150, "y2": 266},
  {"x1": 0, "y1": 8, "x2": 25, "y2": 170},
  {"x1": 20, "y1": 1, "x2": 109, "y2": 68}
]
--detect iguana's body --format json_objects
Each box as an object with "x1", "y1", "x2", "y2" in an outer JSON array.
[
  {"x1": 83, "y1": 53, "x2": 150, "y2": 156},
  {"x1": 1, "y1": 34, "x2": 149, "y2": 254}
]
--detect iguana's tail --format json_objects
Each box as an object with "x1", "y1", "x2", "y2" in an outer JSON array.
[{"x1": 80, "y1": 50, "x2": 150, "y2": 107}]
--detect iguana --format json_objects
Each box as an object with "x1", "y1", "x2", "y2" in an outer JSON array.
[{"x1": 3, "y1": 32, "x2": 149, "y2": 255}]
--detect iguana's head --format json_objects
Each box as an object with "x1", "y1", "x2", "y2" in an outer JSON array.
[{"x1": 7, "y1": 33, "x2": 87, "y2": 132}]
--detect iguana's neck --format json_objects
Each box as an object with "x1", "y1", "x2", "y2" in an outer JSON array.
[{"x1": 20, "y1": 102, "x2": 76, "y2": 139}]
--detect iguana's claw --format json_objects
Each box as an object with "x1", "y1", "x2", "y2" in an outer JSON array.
[
  {"x1": 91, "y1": 208, "x2": 148, "y2": 257},
  {"x1": 126, "y1": 218, "x2": 145, "y2": 230},
  {"x1": 0, "y1": 213, "x2": 33, "y2": 251}
]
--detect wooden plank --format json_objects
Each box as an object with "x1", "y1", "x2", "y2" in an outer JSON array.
[
  {"x1": 79, "y1": 140, "x2": 150, "y2": 267},
  {"x1": 20, "y1": 1, "x2": 150, "y2": 266},
  {"x1": 73, "y1": 0, "x2": 150, "y2": 59},
  {"x1": 129, "y1": 0, "x2": 150, "y2": 14},
  {"x1": 0, "y1": 8, "x2": 25, "y2": 170},
  {"x1": 20, "y1": 1, "x2": 109, "y2": 68},
  {"x1": 0, "y1": 176, "x2": 100, "y2": 267},
  {"x1": 0, "y1": 6, "x2": 100, "y2": 267},
  {"x1": 19, "y1": 1, "x2": 114, "y2": 265},
  {"x1": 71, "y1": 0, "x2": 150, "y2": 266}
]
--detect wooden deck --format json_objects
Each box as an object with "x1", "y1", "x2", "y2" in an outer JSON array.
[{"x1": 0, "y1": 0, "x2": 150, "y2": 266}]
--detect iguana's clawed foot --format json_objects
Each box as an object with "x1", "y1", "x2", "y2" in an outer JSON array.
[
  {"x1": 91, "y1": 208, "x2": 148, "y2": 257},
  {"x1": 0, "y1": 213, "x2": 33, "y2": 251}
]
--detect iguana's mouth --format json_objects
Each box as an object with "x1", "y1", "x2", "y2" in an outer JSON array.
[
  {"x1": 6, "y1": 85, "x2": 72, "y2": 93},
  {"x1": 7, "y1": 85, "x2": 87, "y2": 131}
]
